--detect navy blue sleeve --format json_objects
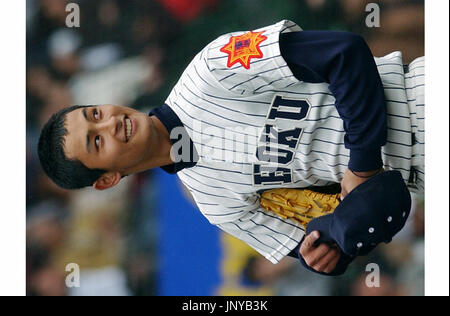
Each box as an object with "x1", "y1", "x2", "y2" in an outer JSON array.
[{"x1": 279, "y1": 31, "x2": 387, "y2": 172}]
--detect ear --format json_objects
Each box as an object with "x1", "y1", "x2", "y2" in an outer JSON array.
[{"x1": 93, "y1": 171, "x2": 122, "y2": 190}]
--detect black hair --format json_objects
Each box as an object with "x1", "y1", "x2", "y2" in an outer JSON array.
[{"x1": 37, "y1": 105, "x2": 107, "y2": 189}]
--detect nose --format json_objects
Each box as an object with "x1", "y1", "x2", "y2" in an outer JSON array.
[{"x1": 96, "y1": 115, "x2": 121, "y2": 137}]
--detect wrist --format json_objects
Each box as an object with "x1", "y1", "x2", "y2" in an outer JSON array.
[{"x1": 350, "y1": 168, "x2": 383, "y2": 179}]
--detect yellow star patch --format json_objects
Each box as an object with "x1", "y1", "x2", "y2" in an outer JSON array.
[{"x1": 220, "y1": 31, "x2": 268, "y2": 69}]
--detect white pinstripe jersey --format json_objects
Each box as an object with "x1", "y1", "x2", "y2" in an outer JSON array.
[{"x1": 164, "y1": 20, "x2": 425, "y2": 263}]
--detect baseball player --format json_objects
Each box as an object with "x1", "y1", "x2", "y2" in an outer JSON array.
[{"x1": 38, "y1": 20, "x2": 424, "y2": 275}]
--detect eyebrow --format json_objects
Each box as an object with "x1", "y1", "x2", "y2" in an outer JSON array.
[{"x1": 82, "y1": 108, "x2": 91, "y2": 153}]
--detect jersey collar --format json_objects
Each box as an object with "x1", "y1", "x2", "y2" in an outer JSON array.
[{"x1": 149, "y1": 104, "x2": 198, "y2": 174}]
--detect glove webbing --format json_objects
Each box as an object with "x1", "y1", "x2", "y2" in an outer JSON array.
[{"x1": 260, "y1": 189, "x2": 340, "y2": 229}]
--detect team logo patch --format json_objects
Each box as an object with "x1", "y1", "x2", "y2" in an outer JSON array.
[{"x1": 220, "y1": 31, "x2": 267, "y2": 69}]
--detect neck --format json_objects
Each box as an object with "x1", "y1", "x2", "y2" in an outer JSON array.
[
  {"x1": 124, "y1": 115, "x2": 173, "y2": 175},
  {"x1": 150, "y1": 115, "x2": 174, "y2": 167}
]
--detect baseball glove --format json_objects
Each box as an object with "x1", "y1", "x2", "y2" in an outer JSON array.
[{"x1": 260, "y1": 189, "x2": 341, "y2": 228}]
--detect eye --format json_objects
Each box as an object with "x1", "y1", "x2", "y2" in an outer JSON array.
[
  {"x1": 95, "y1": 136, "x2": 100, "y2": 149},
  {"x1": 93, "y1": 109, "x2": 99, "y2": 120}
]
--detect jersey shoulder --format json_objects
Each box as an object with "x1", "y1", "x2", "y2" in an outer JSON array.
[
  {"x1": 163, "y1": 20, "x2": 303, "y2": 117},
  {"x1": 203, "y1": 20, "x2": 302, "y2": 95}
]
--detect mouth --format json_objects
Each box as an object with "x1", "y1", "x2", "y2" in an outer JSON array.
[{"x1": 125, "y1": 116, "x2": 132, "y2": 142}]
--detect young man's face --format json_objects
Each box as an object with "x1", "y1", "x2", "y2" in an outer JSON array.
[{"x1": 64, "y1": 104, "x2": 155, "y2": 176}]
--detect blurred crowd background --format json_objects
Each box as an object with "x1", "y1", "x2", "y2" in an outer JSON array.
[{"x1": 26, "y1": 0, "x2": 425, "y2": 296}]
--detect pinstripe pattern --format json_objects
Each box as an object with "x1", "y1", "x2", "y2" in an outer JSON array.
[
  {"x1": 404, "y1": 56, "x2": 425, "y2": 192},
  {"x1": 164, "y1": 20, "x2": 424, "y2": 264}
]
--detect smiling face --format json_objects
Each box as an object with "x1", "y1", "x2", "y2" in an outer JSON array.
[{"x1": 63, "y1": 104, "x2": 156, "y2": 177}]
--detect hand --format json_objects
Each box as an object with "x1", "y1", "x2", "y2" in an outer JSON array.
[
  {"x1": 340, "y1": 168, "x2": 384, "y2": 200},
  {"x1": 299, "y1": 231, "x2": 341, "y2": 274}
]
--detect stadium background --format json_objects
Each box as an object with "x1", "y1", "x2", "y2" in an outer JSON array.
[{"x1": 26, "y1": 0, "x2": 425, "y2": 296}]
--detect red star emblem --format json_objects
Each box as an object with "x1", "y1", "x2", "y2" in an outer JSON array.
[{"x1": 220, "y1": 31, "x2": 268, "y2": 69}]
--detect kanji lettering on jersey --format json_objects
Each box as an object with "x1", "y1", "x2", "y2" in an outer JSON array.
[{"x1": 220, "y1": 31, "x2": 267, "y2": 69}]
